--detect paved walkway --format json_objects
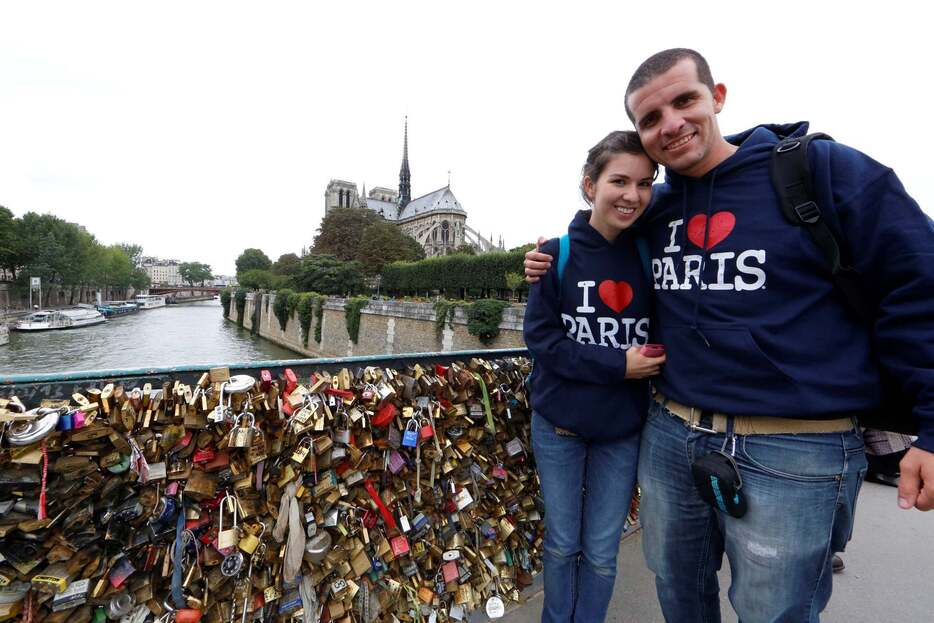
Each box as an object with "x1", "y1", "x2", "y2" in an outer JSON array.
[{"x1": 496, "y1": 480, "x2": 934, "y2": 622}]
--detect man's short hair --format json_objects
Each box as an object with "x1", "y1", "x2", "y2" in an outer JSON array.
[{"x1": 624, "y1": 48, "x2": 716, "y2": 122}]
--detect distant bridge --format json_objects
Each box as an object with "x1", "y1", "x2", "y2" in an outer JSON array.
[{"x1": 147, "y1": 285, "x2": 222, "y2": 301}]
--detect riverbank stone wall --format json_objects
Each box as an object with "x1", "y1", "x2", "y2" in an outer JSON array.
[{"x1": 228, "y1": 293, "x2": 526, "y2": 358}]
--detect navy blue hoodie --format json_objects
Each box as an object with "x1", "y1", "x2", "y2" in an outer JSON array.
[
  {"x1": 644, "y1": 121, "x2": 934, "y2": 452},
  {"x1": 524, "y1": 210, "x2": 652, "y2": 442}
]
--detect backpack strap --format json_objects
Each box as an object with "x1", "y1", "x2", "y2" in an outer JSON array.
[
  {"x1": 770, "y1": 133, "x2": 872, "y2": 324},
  {"x1": 556, "y1": 234, "x2": 570, "y2": 287}
]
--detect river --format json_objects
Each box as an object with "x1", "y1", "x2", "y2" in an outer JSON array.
[{"x1": 0, "y1": 300, "x2": 301, "y2": 376}]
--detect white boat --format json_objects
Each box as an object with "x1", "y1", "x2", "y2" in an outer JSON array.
[
  {"x1": 134, "y1": 294, "x2": 166, "y2": 309},
  {"x1": 13, "y1": 308, "x2": 107, "y2": 332}
]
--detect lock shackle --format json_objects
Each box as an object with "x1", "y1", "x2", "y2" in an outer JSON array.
[
  {"x1": 404, "y1": 418, "x2": 420, "y2": 432},
  {"x1": 296, "y1": 436, "x2": 314, "y2": 450},
  {"x1": 218, "y1": 491, "x2": 239, "y2": 530},
  {"x1": 234, "y1": 413, "x2": 255, "y2": 428}
]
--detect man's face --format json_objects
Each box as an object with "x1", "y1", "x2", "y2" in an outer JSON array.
[{"x1": 627, "y1": 59, "x2": 729, "y2": 178}]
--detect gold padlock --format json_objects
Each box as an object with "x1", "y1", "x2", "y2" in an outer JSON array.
[
  {"x1": 239, "y1": 522, "x2": 265, "y2": 554},
  {"x1": 291, "y1": 437, "x2": 313, "y2": 463}
]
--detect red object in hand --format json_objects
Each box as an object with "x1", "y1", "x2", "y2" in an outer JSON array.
[{"x1": 640, "y1": 344, "x2": 666, "y2": 357}]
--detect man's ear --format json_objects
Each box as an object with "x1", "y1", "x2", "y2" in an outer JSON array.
[
  {"x1": 712, "y1": 83, "x2": 727, "y2": 113},
  {"x1": 582, "y1": 176, "x2": 596, "y2": 203}
]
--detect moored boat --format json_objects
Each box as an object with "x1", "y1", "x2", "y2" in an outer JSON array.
[
  {"x1": 133, "y1": 294, "x2": 166, "y2": 309},
  {"x1": 96, "y1": 301, "x2": 140, "y2": 317},
  {"x1": 12, "y1": 308, "x2": 107, "y2": 332}
]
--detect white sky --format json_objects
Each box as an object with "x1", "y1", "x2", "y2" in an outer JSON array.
[{"x1": 1, "y1": 1, "x2": 930, "y2": 276}]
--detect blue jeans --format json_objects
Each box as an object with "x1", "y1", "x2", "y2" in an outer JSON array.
[
  {"x1": 639, "y1": 401, "x2": 868, "y2": 623},
  {"x1": 531, "y1": 412, "x2": 640, "y2": 623}
]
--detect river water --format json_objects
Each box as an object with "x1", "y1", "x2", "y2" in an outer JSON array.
[{"x1": 0, "y1": 300, "x2": 301, "y2": 376}]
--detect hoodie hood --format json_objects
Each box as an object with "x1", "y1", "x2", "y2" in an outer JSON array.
[{"x1": 566, "y1": 209, "x2": 640, "y2": 252}]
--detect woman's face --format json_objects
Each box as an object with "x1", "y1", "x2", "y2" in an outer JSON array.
[{"x1": 584, "y1": 152, "x2": 655, "y2": 240}]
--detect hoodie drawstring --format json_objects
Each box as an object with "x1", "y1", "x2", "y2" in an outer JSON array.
[{"x1": 688, "y1": 170, "x2": 719, "y2": 348}]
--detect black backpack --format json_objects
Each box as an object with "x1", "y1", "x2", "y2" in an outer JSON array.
[{"x1": 770, "y1": 133, "x2": 917, "y2": 434}]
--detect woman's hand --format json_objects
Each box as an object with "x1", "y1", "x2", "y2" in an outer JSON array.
[{"x1": 625, "y1": 347, "x2": 666, "y2": 379}]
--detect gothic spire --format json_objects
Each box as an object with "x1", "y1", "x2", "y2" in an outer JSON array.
[{"x1": 398, "y1": 117, "x2": 411, "y2": 208}]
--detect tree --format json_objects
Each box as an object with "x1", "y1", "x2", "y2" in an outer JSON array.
[
  {"x1": 293, "y1": 254, "x2": 363, "y2": 295},
  {"x1": 452, "y1": 244, "x2": 476, "y2": 256},
  {"x1": 118, "y1": 243, "x2": 145, "y2": 268},
  {"x1": 238, "y1": 268, "x2": 277, "y2": 291},
  {"x1": 179, "y1": 262, "x2": 213, "y2": 286},
  {"x1": 356, "y1": 222, "x2": 425, "y2": 275},
  {"x1": 504, "y1": 272, "x2": 524, "y2": 301},
  {"x1": 272, "y1": 253, "x2": 302, "y2": 278},
  {"x1": 0, "y1": 206, "x2": 21, "y2": 280},
  {"x1": 311, "y1": 208, "x2": 382, "y2": 261},
  {"x1": 235, "y1": 248, "x2": 272, "y2": 276}
]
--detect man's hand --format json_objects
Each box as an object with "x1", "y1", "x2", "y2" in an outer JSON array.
[
  {"x1": 524, "y1": 236, "x2": 553, "y2": 284},
  {"x1": 625, "y1": 348, "x2": 666, "y2": 380},
  {"x1": 897, "y1": 446, "x2": 934, "y2": 511}
]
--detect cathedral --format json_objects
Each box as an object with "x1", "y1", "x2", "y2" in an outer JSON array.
[{"x1": 324, "y1": 119, "x2": 499, "y2": 257}]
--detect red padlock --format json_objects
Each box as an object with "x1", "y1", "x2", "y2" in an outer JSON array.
[
  {"x1": 363, "y1": 509, "x2": 378, "y2": 529},
  {"x1": 390, "y1": 535, "x2": 410, "y2": 557},
  {"x1": 175, "y1": 609, "x2": 203, "y2": 623},
  {"x1": 419, "y1": 418, "x2": 434, "y2": 441},
  {"x1": 442, "y1": 561, "x2": 459, "y2": 583},
  {"x1": 372, "y1": 403, "x2": 397, "y2": 428},
  {"x1": 283, "y1": 368, "x2": 298, "y2": 395},
  {"x1": 260, "y1": 369, "x2": 272, "y2": 392},
  {"x1": 193, "y1": 447, "x2": 215, "y2": 464}
]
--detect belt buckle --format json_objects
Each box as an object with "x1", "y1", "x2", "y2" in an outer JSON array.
[{"x1": 688, "y1": 407, "x2": 718, "y2": 434}]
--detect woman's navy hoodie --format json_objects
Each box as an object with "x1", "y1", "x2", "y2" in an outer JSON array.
[
  {"x1": 523, "y1": 210, "x2": 652, "y2": 442},
  {"x1": 643, "y1": 121, "x2": 934, "y2": 452}
]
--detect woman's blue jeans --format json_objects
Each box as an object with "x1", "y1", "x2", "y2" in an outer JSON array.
[
  {"x1": 531, "y1": 412, "x2": 640, "y2": 623},
  {"x1": 639, "y1": 400, "x2": 867, "y2": 623}
]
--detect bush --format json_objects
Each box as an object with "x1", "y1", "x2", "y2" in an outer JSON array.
[
  {"x1": 465, "y1": 299, "x2": 511, "y2": 344},
  {"x1": 344, "y1": 296, "x2": 369, "y2": 343},
  {"x1": 234, "y1": 288, "x2": 248, "y2": 326},
  {"x1": 273, "y1": 288, "x2": 296, "y2": 331},
  {"x1": 220, "y1": 288, "x2": 232, "y2": 317},
  {"x1": 381, "y1": 251, "x2": 525, "y2": 298},
  {"x1": 297, "y1": 292, "x2": 321, "y2": 346}
]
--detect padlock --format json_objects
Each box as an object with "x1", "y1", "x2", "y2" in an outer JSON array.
[
  {"x1": 442, "y1": 561, "x2": 459, "y2": 583},
  {"x1": 216, "y1": 492, "x2": 240, "y2": 552},
  {"x1": 402, "y1": 418, "x2": 420, "y2": 448},
  {"x1": 390, "y1": 535, "x2": 410, "y2": 557},
  {"x1": 228, "y1": 413, "x2": 254, "y2": 448},
  {"x1": 291, "y1": 437, "x2": 313, "y2": 463},
  {"x1": 419, "y1": 416, "x2": 435, "y2": 441},
  {"x1": 239, "y1": 522, "x2": 265, "y2": 554}
]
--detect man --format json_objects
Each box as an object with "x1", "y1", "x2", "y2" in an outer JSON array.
[{"x1": 524, "y1": 48, "x2": 934, "y2": 621}]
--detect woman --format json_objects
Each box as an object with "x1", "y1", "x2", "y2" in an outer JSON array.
[{"x1": 523, "y1": 130, "x2": 665, "y2": 623}]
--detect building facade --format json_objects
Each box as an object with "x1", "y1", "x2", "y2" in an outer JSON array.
[
  {"x1": 142, "y1": 258, "x2": 182, "y2": 286},
  {"x1": 324, "y1": 120, "x2": 499, "y2": 257}
]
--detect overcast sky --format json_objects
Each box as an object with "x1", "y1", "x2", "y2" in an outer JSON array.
[{"x1": 2, "y1": 2, "x2": 930, "y2": 276}]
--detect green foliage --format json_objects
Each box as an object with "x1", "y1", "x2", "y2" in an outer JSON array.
[
  {"x1": 465, "y1": 299, "x2": 511, "y2": 344},
  {"x1": 273, "y1": 288, "x2": 296, "y2": 331},
  {"x1": 272, "y1": 253, "x2": 302, "y2": 277},
  {"x1": 313, "y1": 295, "x2": 325, "y2": 342},
  {"x1": 293, "y1": 254, "x2": 363, "y2": 295},
  {"x1": 296, "y1": 292, "x2": 321, "y2": 346},
  {"x1": 179, "y1": 261, "x2": 213, "y2": 286},
  {"x1": 238, "y1": 268, "x2": 275, "y2": 291},
  {"x1": 452, "y1": 244, "x2": 476, "y2": 255},
  {"x1": 220, "y1": 288, "x2": 232, "y2": 316},
  {"x1": 433, "y1": 299, "x2": 460, "y2": 339},
  {"x1": 504, "y1": 272, "x2": 525, "y2": 299},
  {"x1": 235, "y1": 248, "x2": 272, "y2": 276},
  {"x1": 312, "y1": 208, "x2": 383, "y2": 261},
  {"x1": 234, "y1": 288, "x2": 248, "y2": 326},
  {"x1": 344, "y1": 296, "x2": 369, "y2": 343},
  {"x1": 356, "y1": 221, "x2": 425, "y2": 275},
  {"x1": 381, "y1": 251, "x2": 525, "y2": 298},
  {"x1": 509, "y1": 242, "x2": 537, "y2": 254}
]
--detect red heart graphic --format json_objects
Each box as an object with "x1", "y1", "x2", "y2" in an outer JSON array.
[
  {"x1": 598, "y1": 280, "x2": 633, "y2": 314},
  {"x1": 687, "y1": 212, "x2": 736, "y2": 250}
]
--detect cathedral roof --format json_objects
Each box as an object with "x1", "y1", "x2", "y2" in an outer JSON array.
[
  {"x1": 366, "y1": 198, "x2": 399, "y2": 220},
  {"x1": 396, "y1": 186, "x2": 465, "y2": 221}
]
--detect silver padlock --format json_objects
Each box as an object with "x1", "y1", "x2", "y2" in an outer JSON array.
[{"x1": 229, "y1": 413, "x2": 255, "y2": 448}]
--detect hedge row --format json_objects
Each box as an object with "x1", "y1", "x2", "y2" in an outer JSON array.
[{"x1": 381, "y1": 251, "x2": 525, "y2": 296}]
